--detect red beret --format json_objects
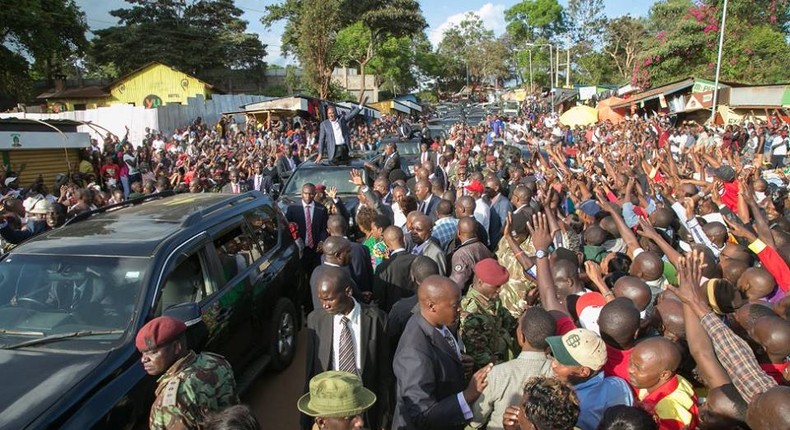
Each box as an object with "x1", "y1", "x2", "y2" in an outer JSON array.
[
  {"x1": 485, "y1": 155, "x2": 496, "y2": 163},
  {"x1": 464, "y1": 179, "x2": 485, "y2": 194},
  {"x1": 474, "y1": 258, "x2": 509, "y2": 286},
  {"x1": 458, "y1": 159, "x2": 469, "y2": 167},
  {"x1": 136, "y1": 316, "x2": 187, "y2": 351}
]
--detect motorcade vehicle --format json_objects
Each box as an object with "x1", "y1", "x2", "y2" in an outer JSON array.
[{"x1": 0, "y1": 192, "x2": 301, "y2": 429}]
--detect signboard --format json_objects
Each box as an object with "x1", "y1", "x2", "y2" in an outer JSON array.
[
  {"x1": 692, "y1": 79, "x2": 718, "y2": 93},
  {"x1": 0, "y1": 131, "x2": 90, "y2": 150}
]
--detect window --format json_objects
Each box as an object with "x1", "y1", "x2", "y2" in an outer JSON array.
[
  {"x1": 158, "y1": 252, "x2": 210, "y2": 314},
  {"x1": 212, "y1": 226, "x2": 262, "y2": 282},
  {"x1": 244, "y1": 206, "x2": 280, "y2": 253}
]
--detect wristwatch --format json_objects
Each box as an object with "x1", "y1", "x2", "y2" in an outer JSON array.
[{"x1": 535, "y1": 249, "x2": 548, "y2": 259}]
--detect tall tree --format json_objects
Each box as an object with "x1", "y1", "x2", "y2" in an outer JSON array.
[
  {"x1": 505, "y1": 0, "x2": 565, "y2": 43},
  {"x1": 601, "y1": 15, "x2": 649, "y2": 83},
  {"x1": 263, "y1": 0, "x2": 426, "y2": 100},
  {"x1": 92, "y1": 0, "x2": 266, "y2": 83},
  {"x1": 566, "y1": 0, "x2": 605, "y2": 46},
  {"x1": 0, "y1": 0, "x2": 88, "y2": 104}
]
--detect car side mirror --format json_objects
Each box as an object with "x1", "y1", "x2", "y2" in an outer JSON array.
[{"x1": 163, "y1": 302, "x2": 208, "y2": 351}]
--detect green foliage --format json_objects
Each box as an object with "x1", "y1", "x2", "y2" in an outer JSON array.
[
  {"x1": 263, "y1": 0, "x2": 426, "y2": 99},
  {"x1": 91, "y1": 0, "x2": 266, "y2": 82},
  {"x1": 0, "y1": 0, "x2": 88, "y2": 104},
  {"x1": 601, "y1": 15, "x2": 649, "y2": 83},
  {"x1": 505, "y1": 0, "x2": 565, "y2": 43}
]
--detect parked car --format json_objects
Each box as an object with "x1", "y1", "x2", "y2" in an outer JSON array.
[{"x1": 0, "y1": 191, "x2": 301, "y2": 429}]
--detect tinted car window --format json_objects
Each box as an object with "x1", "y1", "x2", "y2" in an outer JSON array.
[
  {"x1": 246, "y1": 206, "x2": 279, "y2": 253},
  {"x1": 214, "y1": 226, "x2": 262, "y2": 282},
  {"x1": 0, "y1": 255, "x2": 148, "y2": 342},
  {"x1": 397, "y1": 141, "x2": 420, "y2": 155},
  {"x1": 158, "y1": 252, "x2": 211, "y2": 314}
]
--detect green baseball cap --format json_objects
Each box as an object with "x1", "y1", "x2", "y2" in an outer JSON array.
[
  {"x1": 297, "y1": 371, "x2": 376, "y2": 418},
  {"x1": 546, "y1": 328, "x2": 607, "y2": 371}
]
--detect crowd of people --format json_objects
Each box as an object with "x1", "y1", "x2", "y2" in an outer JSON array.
[{"x1": 3, "y1": 91, "x2": 790, "y2": 430}]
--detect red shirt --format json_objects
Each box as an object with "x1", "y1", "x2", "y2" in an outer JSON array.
[
  {"x1": 555, "y1": 315, "x2": 577, "y2": 336},
  {"x1": 100, "y1": 163, "x2": 120, "y2": 180},
  {"x1": 760, "y1": 362, "x2": 789, "y2": 384},
  {"x1": 604, "y1": 344, "x2": 634, "y2": 390}
]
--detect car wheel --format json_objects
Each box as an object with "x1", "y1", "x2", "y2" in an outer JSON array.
[{"x1": 269, "y1": 298, "x2": 297, "y2": 371}]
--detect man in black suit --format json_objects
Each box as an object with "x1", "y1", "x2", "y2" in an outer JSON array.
[
  {"x1": 414, "y1": 179, "x2": 441, "y2": 220},
  {"x1": 286, "y1": 183, "x2": 329, "y2": 309},
  {"x1": 386, "y1": 256, "x2": 439, "y2": 354},
  {"x1": 317, "y1": 104, "x2": 361, "y2": 164},
  {"x1": 247, "y1": 161, "x2": 273, "y2": 194},
  {"x1": 276, "y1": 148, "x2": 300, "y2": 182},
  {"x1": 364, "y1": 142, "x2": 400, "y2": 180},
  {"x1": 220, "y1": 168, "x2": 249, "y2": 194},
  {"x1": 373, "y1": 226, "x2": 417, "y2": 312},
  {"x1": 392, "y1": 275, "x2": 492, "y2": 430},
  {"x1": 305, "y1": 267, "x2": 391, "y2": 430}
]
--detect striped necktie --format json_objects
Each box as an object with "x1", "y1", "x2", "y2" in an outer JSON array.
[{"x1": 338, "y1": 316, "x2": 358, "y2": 376}]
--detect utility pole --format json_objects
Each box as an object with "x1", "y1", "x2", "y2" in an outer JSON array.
[
  {"x1": 528, "y1": 49, "x2": 533, "y2": 93},
  {"x1": 566, "y1": 47, "x2": 570, "y2": 88},
  {"x1": 711, "y1": 0, "x2": 729, "y2": 123}
]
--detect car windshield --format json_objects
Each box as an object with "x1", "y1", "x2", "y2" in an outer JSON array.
[
  {"x1": 283, "y1": 166, "x2": 360, "y2": 195},
  {"x1": 0, "y1": 254, "x2": 148, "y2": 347}
]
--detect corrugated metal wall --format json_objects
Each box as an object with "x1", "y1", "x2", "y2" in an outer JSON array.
[{"x1": 5, "y1": 149, "x2": 79, "y2": 188}]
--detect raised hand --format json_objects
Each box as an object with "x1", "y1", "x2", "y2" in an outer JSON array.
[
  {"x1": 463, "y1": 362, "x2": 492, "y2": 404},
  {"x1": 636, "y1": 217, "x2": 660, "y2": 240},
  {"x1": 723, "y1": 215, "x2": 758, "y2": 242},
  {"x1": 526, "y1": 212, "x2": 552, "y2": 251},
  {"x1": 326, "y1": 186, "x2": 338, "y2": 200},
  {"x1": 349, "y1": 169, "x2": 365, "y2": 186}
]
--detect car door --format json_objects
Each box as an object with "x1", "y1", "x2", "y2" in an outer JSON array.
[{"x1": 201, "y1": 219, "x2": 258, "y2": 368}]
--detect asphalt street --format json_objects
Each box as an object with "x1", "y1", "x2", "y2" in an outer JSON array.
[{"x1": 243, "y1": 328, "x2": 308, "y2": 429}]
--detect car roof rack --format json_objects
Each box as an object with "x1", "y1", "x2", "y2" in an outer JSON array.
[
  {"x1": 181, "y1": 191, "x2": 264, "y2": 228},
  {"x1": 63, "y1": 191, "x2": 176, "y2": 226}
]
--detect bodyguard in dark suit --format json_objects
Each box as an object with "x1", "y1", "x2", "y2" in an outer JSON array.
[
  {"x1": 305, "y1": 267, "x2": 392, "y2": 430},
  {"x1": 317, "y1": 104, "x2": 361, "y2": 164},
  {"x1": 373, "y1": 226, "x2": 418, "y2": 312},
  {"x1": 286, "y1": 183, "x2": 329, "y2": 311},
  {"x1": 327, "y1": 215, "x2": 373, "y2": 298},
  {"x1": 414, "y1": 179, "x2": 441, "y2": 220},
  {"x1": 248, "y1": 162, "x2": 273, "y2": 194},
  {"x1": 392, "y1": 275, "x2": 492, "y2": 430},
  {"x1": 364, "y1": 142, "x2": 401, "y2": 180}
]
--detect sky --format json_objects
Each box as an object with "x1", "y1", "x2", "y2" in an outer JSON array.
[{"x1": 78, "y1": 0, "x2": 655, "y2": 66}]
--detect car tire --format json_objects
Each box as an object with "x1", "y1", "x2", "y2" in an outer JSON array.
[{"x1": 269, "y1": 298, "x2": 297, "y2": 371}]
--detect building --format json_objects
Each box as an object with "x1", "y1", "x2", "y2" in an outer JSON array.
[
  {"x1": 0, "y1": 119, "x2": 88, "y2": 186},
  {"x1": 36, "y1": 62, "x2": 222, "y2": 112},
  {"x1": 262, "y1": 67, "x2": 380, "y2": 102}
]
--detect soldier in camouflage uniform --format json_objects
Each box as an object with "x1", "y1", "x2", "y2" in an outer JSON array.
[
  {"x1": 459, "y1": 258, "x2": 517, "y2": 372},
  {"x1": 495, "y1": 210, "x2": 538, "y2": 318},
  {"x1": 136, "y1": 316, "x2": 239, "y2": 430}
]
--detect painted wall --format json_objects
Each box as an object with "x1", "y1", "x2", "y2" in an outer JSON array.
[{"x1": 109, "y1": 63, "x2": 214, "y2": 108}]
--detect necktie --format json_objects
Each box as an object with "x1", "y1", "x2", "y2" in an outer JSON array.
[
  {"x1": 338, "y1": 316, "x2": 357, "y2": 376},
  {"x1": 304, "y1": 205, "x2": 313, "y2": 248},
  {"x1": 419, "y1": 201, "x2": 426, "y2": 214},
  {"x1": 443, "y1": 328, "x2": 460, "y2": 359},
  {"x1": 255, "y1": 175, "x2": 261, "y2": 190}
]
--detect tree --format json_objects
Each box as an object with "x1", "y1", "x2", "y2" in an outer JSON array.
[
  {"x1": 505, "y1": 0, "x2": 565, "y2": 43},
  {"x1": 92, "y1": 0, "x2": 266, "y2": 83},
  {"x1": 263, "y1": 0, "x2": 426, "y2": 100},
  {"x1": 601, "y1": 15, "x2": 649, "y2": 83},
  {"x1": 566, "y1": 0, "x2": 605, "y2": 46},
  {"x1": 0, "y1": 0, "x2": 88, "y2": 104}
]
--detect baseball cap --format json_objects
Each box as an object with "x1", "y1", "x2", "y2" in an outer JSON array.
[
  {"x1": 576, "y1": 293, "x2": 606, "y2": 335},
  {"x1": 547, "y1": 328, "x2": 607, "y2": 371},
  {"x1": 578, "y1": 199, "x2": 602, "y2": 217},
  {"x1": 464, "y1": 180, "x2": 485, "y2": 194},
  {"x1": 713, "y1": 165, "x2": 736, "y2": 182}
]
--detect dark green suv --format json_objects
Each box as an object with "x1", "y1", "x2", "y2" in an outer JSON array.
[{"x1": 0, "y1": 191, "x2": 301, "y2": 429}]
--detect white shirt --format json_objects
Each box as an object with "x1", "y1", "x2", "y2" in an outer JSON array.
[
  {"x1": 474, "y1": 198, "x2": 491, "y2": 232},
  {"x1": 332, "y1": 299, "x2": 362, "y2": 372},
  {"x1": 771, "y1": 136, "x2": 787, "y2": 156},
  {"x1": 331, "y1": 120, "x2": 345, "y2": 145},
  {"x1": 392, "y1": 202, "x2": 406, "y2": 228}
]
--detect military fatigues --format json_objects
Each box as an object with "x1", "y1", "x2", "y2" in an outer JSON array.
[
  {"x1": 449, "y1": 239, "x2": 495, "y2": 291},
  {"x1": 459, "y1": 287, "x2": 517, "y2": 371},
  {"x1": 150, "y1": 351, "x2": 239, "y2": 430},
  {"x1": 495, "y1": 238, "x2": 537, "y2": 318}
]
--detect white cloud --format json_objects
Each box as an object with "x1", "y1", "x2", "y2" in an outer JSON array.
[{"x1": 428, "y1": 3, "x2": 507, "y2": 49}]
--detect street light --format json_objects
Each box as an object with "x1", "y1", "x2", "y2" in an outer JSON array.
[
  {"x1": 525, "y1": 42, "x2": 555, "y2": 112},
  {"x1": 710, "y1": 0, "x2": 729, "y2": 123}
]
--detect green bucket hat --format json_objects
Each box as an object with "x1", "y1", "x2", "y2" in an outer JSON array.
[{"x1": 297, "y1": 371, "x2": 376, "y2": 418}]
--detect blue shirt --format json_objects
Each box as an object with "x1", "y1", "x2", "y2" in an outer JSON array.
[
  {"x1": 573, "y1": 372, "x2": 634, "y2": 430},
  {"x1": 431, "y1": 217, "x2": 458, "y2": 250}
]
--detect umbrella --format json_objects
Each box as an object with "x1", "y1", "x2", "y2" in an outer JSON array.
[
  {"x1": 559, "y1": 105, "x2": 599, "y2": 127},
  {"x1": 597, "y1": 97, "x2": 627, "y2": 124}
]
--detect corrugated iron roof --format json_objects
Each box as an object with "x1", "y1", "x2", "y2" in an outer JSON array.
[
  {"x1": 611, "y1": 78, "x2": 695, "y2": 108},
  {"x1": 36, "y1": 85, "x2": 111, "y2": 100}
]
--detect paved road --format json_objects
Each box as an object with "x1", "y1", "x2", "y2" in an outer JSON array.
[{"x1": 244, "y1": 328, "x2": 308, "y2": 429}]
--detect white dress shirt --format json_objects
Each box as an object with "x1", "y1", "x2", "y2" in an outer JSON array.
[
  {"x1": 474, "y1": 198, "x2": 491, "y2": 232},
  {"x1": 332, "y1": 299, "x2": 362, "y2": 372},
  {"x1": 331, "y1": 120, "x2": 345, "y2": 145}
]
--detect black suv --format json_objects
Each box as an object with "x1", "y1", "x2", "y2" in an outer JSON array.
[{"x1": 0, "y1": 192, "x2": 301, "y2": 429}]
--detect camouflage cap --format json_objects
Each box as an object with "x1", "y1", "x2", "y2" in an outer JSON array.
[
  {"x1": 298, "y1": 371, "x2": 376, "y2": 418},
  {"x1": 135, "y1": 316, "x2": 187, "y2": 352}
]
